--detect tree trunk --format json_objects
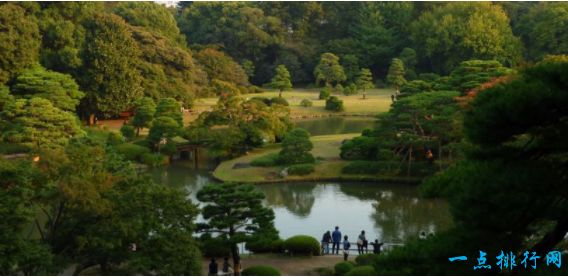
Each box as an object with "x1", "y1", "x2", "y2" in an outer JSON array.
[
  {"x1": 407, "y1": 146, "x2": 413, "y2": 177},
  {"x1": 88, "y1": 114, "x2": 95, "y2": 126},
  {"x1": 363, "y1": 92, "x2": 366, "y2": 99},
  {"x1": 231, "y1": 244, "x2": 241, "y2": 276},
  {"x1": 136, "y1": 127, "x2": 140, "y2": 137},
  {"x1": 279, "y1": 90, "x2": 282, "y2": 98}
]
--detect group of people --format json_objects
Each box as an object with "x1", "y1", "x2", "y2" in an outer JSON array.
[
  {"x1": 321, "y1": 226, "x2": 384, "y2": 261},
  {"x1": 208, "y1": 257, "x2": 232, "y2": 276}
]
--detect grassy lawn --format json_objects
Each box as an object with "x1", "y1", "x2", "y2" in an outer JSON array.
[
  {"x1": 213, "y1": 133, "x2": 420, "y2": 184},
  {"x1": 194, "y1": 87, "x2": 395, "y2": 119},
  {"x1": 99, "y1": 88, "x2": 393, "y2": 132}
]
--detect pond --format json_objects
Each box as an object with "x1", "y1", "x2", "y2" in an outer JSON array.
[
  {"x1": 150, "y1": 116, "x2": 452, "y2": 248},
  {"x1": 149, "y1": 162, "x2": 453, "y2": 245},
  {"x1": 293, "y1": 116, "x2": 378, "y2": 136}
]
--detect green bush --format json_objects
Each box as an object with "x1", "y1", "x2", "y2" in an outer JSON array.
[
  {"x1": 400, "y1": 80, "x2": 433, "y2": 94},
  {"x1": 288, "y1": 163, "x2": 315, "y2": 175},
  {"x1": 346, "y1": 266, "x2": 376, "y2": 276},
  {"x1": 334, "y1": 262, "x2": 355, "y2": 276},
  {"x1": 246, "y1": 238, "x2": 284, "y2": 254},
  {"x1": 313, "y1": 267, "x2": 335, "y2": 276},
  {"x1": 335, "y1": 84, "x2": 344, "y2": 93},
  {"x1": 319, "y1": 87, "x2": 331, "y2": 100},
  {"x1": 355, "y1": 254, "x2": 379, "y2": 266},
  {"x1": 0, "y1": 143, "x2": 31, "y2": 154},
  {"x1": 120, "y1": 124, "x2": 136, "y2": 141},
  {"x1": 340, "y1": 136, "x2": 378, "y2": 160},
  {"x1": 141, "y1": 153, "x2": 167, "y2": 167},
  {"x1": 283, "y1": 235, "x2": 320, "y2": 256},
  {"x1": 242, "y1": 265, "x2": 281, "y2": 276},
  {"x1": 342, "y1": 161, "x2": 382, "y2": 174},
  {"x1": 198, "y1": 235, "x2": 231, "y2": 258},
  {"x1": 249, "y1": 85, "x2": 263, "y2": 93},
  {"x1": 300, "y1": 99, "x2": 313, "y2": 107},
  {"x1": 343, "y1": 83, "x2": 358, "y2": 96},
  {"x1": 250, "y1": 153, "x2": 280, "y2": 167},
  {"x1": 107, "y1": 132, "x2": 125, "y2": 146},
  {"x1": 325, "y1": 96, "x2": 344, "y2": 112},
  {"x1": 115, "y1": 143, "x2": 150, "y2": 161},
  {"x1": 270, "y1": 97, "x2": 289, "y2": 106}
]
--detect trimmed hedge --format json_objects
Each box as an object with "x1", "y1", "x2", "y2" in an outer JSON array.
[
  {"x1": 115, "y1": 143, "x2": 150, "y2": 161},
  {"x1": 325, "y1": 96, "x2": 344, "y2": 112},
  {"x1": 198, "y1": 236, "x2": 231, "y2": 258},
  {"x1": 283, "y1": 235, "x2": 320, "y2": 256},
  {"x1": 300, "y1": 99, "x2": 313, "y2": 107},
  {"x1": 242, "y1": 265, "x2": 281, "y2": 276},
  {"x1": 246, "y1": 238, "x2": 284, "y2": 254},
  {"x1": 120, "y1": 124, "x2": 136, "y2": 141},
  {"x1": 250, "y1": 153, "x2": 280, "y2": 167},
  {"x1": 334, "y1": 262, "x2": 355, "y2": 276},
  {"x1": 270, "y1": 97, "x2": 289, "y2": 106},
  {"x1": 288, "y1": 163, "x2": 315, "y2": 176},
  {"x1": 342, "y1": 161, "x2": 382, "y2": 174},
  {"x1": 346, "y1": 266, "x2": 376, "y2": 276},
  {"x1": 319, "y1": 87, "x2": 331, "y2": 100}
]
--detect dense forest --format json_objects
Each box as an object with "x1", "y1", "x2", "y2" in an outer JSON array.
[
  {"x1": 1, "y1": 2, "x2": 567, "y2": 119},
  {"x1": 1, "y1": 1, "x2": 568, "y2": 276}
]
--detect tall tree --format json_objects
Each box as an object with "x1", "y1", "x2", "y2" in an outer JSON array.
[
  {"x1": 195, "y1": 48, "x2": 249, "y2": 87},
  {"x1": 0, "y1": 98, "x2": 83, "y2": 148},
  {"x1": 518, "y1": 2, "x2": 568, "y2": 60},
  {"x1": 0, "y1": 4, "x2": 40, "y2": 84},
  {"x1": 11, "y1": 65, "x2": 84, "y2": 112},
  {"x1": 399, "y1": 47, "x2": 417, "y2": 80},
  {"x1": 197, "y1": 183, "x2": 276, "y2": 276},
  {"x1": 278, "y1": 128, "x2": 315, "y2": 165},
  {"x1": 355, "y1": 68, "x2": 374, "y2": 99},
  {"x1": 410, "y1": 2, "x2": 522, "y2": 73},
  {"x1": 270, "y1": 65, "x2": 292, "y2": 98},
  {"x1": 154, "y1": 97, "x2": 183, "y2": 127},
  {"x1": 131, "y1": 97, "x2": 156, "y2": 136},
  {"x1": 313, "y1": 53, "x2": 346, "y2": 87},
  {"x1": 81, "y1": 13, "x2": 142, "y2": 119},
  {"x1": 386, "y1": 58, "x2": 406, "y2": 94}
]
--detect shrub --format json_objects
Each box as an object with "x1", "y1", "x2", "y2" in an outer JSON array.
[
  {"x1": 325, "y1": 96, "x2": 344, "y2": 112},
  {"x1": 238, "y1": 85, "x2": 249, "y2": 94},
  {"x1": 300, "y1": 99, "x2": 313, "y2": 107},
  {"x1": 279, "y1": 128, "x2": 315, "y2": 165},
  {"x1": 115, "y1": 143, "x2": 150, "y2": 161},
  {"x1": 355, "y1": 254, "x2": 379, "y2": 266},
  {"x1": 334, "y1": 84, "x2": 344, "y2": 93},
  {"x1": 246, "y1": 238, "x2": 284, "y2": 254},
  {"x1": 283, "y1": 235, "x2": 320, "y2": 256},
  {"x1": 319, "y1": 87, "x2": 331, "y2": 100},
  {"x1": 334, "y1": 262, "x2": 355, "y2": 276},
  {"x1": 343, "y1": 83, "x2": 358, "y2": 96},
  {"x1": 120, "y1": 124, "x2": 136, "y2": 141},
  {"x1": 198, "y1": 235, "x2": 231, "y2": 258},
  {"x1": 250, "y1": 97, "x2": 272, "y2": 106},
  {"x1": 270, "y1": 97, "x2": 289, "y2": 106},
  {"x1": 418, "y1": 73, "x2": 441, "y2": 82},
  {"x1": 288, "y1": 163, "x2": 315, "y2": 175},
  {"x1": 141, "y1": 153, "x2": 167, "y2": 167},
  {"x1": 400, "y1": 80, "x2": 433, "y2": 94},
  {"x1": 346, "y1": 266, "x2": 376, "y2": 276},
  {"x1": 242, "y1": 265, "x2": 281, "y2": 276},
  {"x1": 340, "y1": 136, "x2": 378, "y2": 160},
  {"x1": 250, "y1": 153, "x2": 280, "y2": 167},
  {"x1": 313, "y1": 267, "x2": 334, "y2": 276},
  {"x1": 107, "y1": 132, "x2": 125, "y2": 146},
  {"x1": 249, "y1": 85, "x2": 263, "y2": 93}
]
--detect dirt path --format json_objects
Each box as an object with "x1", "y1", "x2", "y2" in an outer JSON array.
[{"x1": 203, "y1": 254, "x2": 347, "y2": 275}]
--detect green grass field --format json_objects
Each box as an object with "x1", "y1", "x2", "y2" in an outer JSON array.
[{"x1": 212, "y1": 132, "x2": 420, "y2": 184}]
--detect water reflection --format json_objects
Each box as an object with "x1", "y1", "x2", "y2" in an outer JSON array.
[{"x1": 150, "y1": 164, "x2": 452, "y2": 244}]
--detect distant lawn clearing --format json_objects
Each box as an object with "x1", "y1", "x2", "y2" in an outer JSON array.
[{"x1": 213, "y1": 133, "x2": 421, "y2": 184}]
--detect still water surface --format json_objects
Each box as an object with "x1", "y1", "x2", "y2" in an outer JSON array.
[{"x1": 151, "y1": 117, "x2": 452, "y2": 245}]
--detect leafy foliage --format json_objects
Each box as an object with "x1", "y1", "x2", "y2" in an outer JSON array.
[
  {"x1": 242, "y1": 265, "x2": 282, "y2": 276},
  {"x1": 279, "y1": 128, "x2": 315, "y2": 165},
  {"x1": 270, "y1": 64, "x2": 292, "y2": 97},
  {"x1": 314, "y1": 53, "x2": 346, "y2": 87},
  {"x1": 325, "y1": 96, "x2": 345, "y2": 112},
  {"x1": 283, "y1": 235, "x2": 321, "y2": 255}
]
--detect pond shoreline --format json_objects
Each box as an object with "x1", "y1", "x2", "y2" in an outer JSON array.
[{"x1": 209, "y1": 173, "x2": 422, "y2": 185}]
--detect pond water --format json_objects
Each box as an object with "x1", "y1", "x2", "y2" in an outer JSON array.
[
  {"x1": 150, "y1": 117, "x2": 452, "y2": 247},
  {"x1": 294, "y1": 116, "x2": 378, "y2": 136}
]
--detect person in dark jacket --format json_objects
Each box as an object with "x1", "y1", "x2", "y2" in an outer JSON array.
[
  {"x1": 321, "y1": 231, "x2": 332, "y2": 255},
  {"x1": 343, "y1": 235, "x2": 351, "y2": 261},
  {"x1": 370, "y1": 239, "x2": 384, "y2": 255},
  {"x1": 208, "y1": 258, "x2": 218, "y2": 276},
  {"x1": 332, "y1": 226, "x2": 342, "y2": 255}
]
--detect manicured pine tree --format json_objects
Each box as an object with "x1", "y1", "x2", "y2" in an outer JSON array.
[
  {"x1": 355, "y1": 68, "x2": 374, "y2": 99},
  {"x1": 270, "y1": 64, "x2": 292, "y2": 98},
  {"x1": 386, "y1": 58, "x2": 406, "y2": 95}
]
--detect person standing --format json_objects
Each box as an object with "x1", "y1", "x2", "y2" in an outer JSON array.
[
  {"x1": 343, "y1": 235, "x2": 351, "y2": 261},
  {"x1": 321, "y1": 231, "x2": 332, "y2": 255},
  {"x1": 357, "y1": 230, "x2": 367, "y2": 255},
  {"x1": 208, "y1": 258, "x2": 218, "y2": 276},
  {"x1": 371, "y1": 239, "x2": 384, "y2": 255},
  {"x1": 222, "y1": 257, "x2": 232, "y2": 275},
  {"x1": 332, "y1": 226, "x2": 342, "y2": 255}
]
